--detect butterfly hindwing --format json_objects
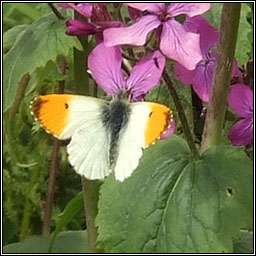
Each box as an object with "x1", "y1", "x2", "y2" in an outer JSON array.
[{"x1": 67, "y1": 119, "x2": 112, "y2": 180}]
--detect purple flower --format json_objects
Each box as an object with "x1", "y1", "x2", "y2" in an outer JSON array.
[
  {"x1": 228, "y1": 84, "x2": 253, "y2": 146},
  {"x1": 66, "y1": 20, "x2": 96, "y2": 36},
  {"x1": 104, "y1": 3, "x2": 211, "y2": 70},
  {"x1": 58, "y1": 3, "x2": 93, "y2": 18},
  {"x1": 59, "y1": 3, "x2": 123, "y2": 43},
  {"x1": 88, "y1": 42, "x2": 166, "y2": 101},
  {"x1": 174, "y1": 16, "x2": 241, "y2": 102},
  {"x1": 160, "y1": 120, "x2": 176, "y2": 140},
  {"x1": 88, "y1": 42, "x2": 175, "y2": 137}
]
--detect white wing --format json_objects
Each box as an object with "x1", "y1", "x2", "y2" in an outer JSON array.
[
  {"x1": 59, "y1": 96, "x2": 107, "y2": 140},
  {"x1": 114, "y1": 103, "x2": 151, "y2": 181},
  {"x1": 67, "y1": 119, "x2": 112, "y2": 180},
  {"x1": 31, "y1": 94, "x2": 112, "y2": 180},
  {"x1": 64, "y1": 97, "x2": 111, "y2": 180}
]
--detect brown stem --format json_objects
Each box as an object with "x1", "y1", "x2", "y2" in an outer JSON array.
[
  {"x1": 122, "y1": 53, "x2": 139, "y2": 62},
  {"x1": 48, "y1": 3, "x2": 64, "y2": 20},
  {"x1": 162, "y1": 69, "x2": 200, "y2": 159},
  {"x1": 93, "y1": 81, "x2": 98, "y2": 98},
  {"x1": 9, "y1": 73, "x2": 30, "y2": 122},
  {"x1": 42, "y1": 57, "x2": 66, "y2": 235},
  {"x1": 42, "y1": 138, "x2": 60, "y2": 235},
  {"x1": 200, "y1": 3, "x2": 241, "y2": 153}
]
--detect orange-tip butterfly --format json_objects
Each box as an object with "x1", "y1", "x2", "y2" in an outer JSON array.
[{"x1": 30, "y1": 93, "x2": 172, "y2": 181}]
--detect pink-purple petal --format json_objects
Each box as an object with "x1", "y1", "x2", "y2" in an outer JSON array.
[
  {"x1": 88, "y1": 43, "x2": 125, "y2": 95},
  {"x1": 228, "y1": 117, "x2": 253, "y2": 146},
  {"x1": 128, "y1": 6, "x2": 142, "y2": 21},
  {"x1": 74, "y1": 3, "x2": 93, "y2": 18},
  {"x1": 167, "y1": 3, "x2": 211, "y2": 17},
  {"x1": 174, "y1": 63, "x2": 194, "y2": 85},
  {"x1": 57, "y1": 3, "x2": 72, "y2": 9},
  {"x1": 94, "y1": 21, "x2": 124, "y2": 43},
  {"x1": 174, "y1": 58, "x2": 214, "y2": 102},
  {"x1": 231, "y1": 59, "x2": 242, "y2": 78},
  {"x1": 91, "y1": 3, "x2": 111, "y2": 22},
  {"x1": 228, "y1": 84, "x2": 253, "y2": 118},
  {"x1": 103, "y1": 15, "x2": 161, "y2": 47},
  {"x1": 66, "y1": 20, "x2": 96, "y2": 36},
  {"x1": 126, "y1": 3, "x2": 166, "y2": 13},
  {"x1": 191, "y1": 60, "x2": 214, "y2": 102},
  {"x1": 160, "y1": 120, "x2": 176, "y2": 140},
  {"x1": 160, "y1": 19, "x2": 202, "y2": 70},
  {"x1": 183, "y1": 16, "x2": 219, "y2": 54},
  {"x1": 58, "y1": 3, "x2": 92, "y2": 18},
  {"x1": 127, "y1": 51, "x2": 166, "y2": 100}
]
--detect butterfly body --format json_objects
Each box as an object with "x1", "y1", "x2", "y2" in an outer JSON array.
[
  {"x1": 30, "y1": 94, "x2": 172, "y2": 181},
  {"x1": 101, "y1": 98, "x2": 131, "y2": 169}
]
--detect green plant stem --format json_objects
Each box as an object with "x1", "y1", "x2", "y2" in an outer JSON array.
[
  {"x1": 162, "y1": 69, "x2": 200, "y2": 159},
  {"x1": 200, "y1": 3, "x2": 241, "y2": 153},
  {"x1": 74, "y1": 13, "x2": 90, "y2": 95},
  {"x1": 82, "y1": 178, "x2": 103, "y2": 253},
  {"x1": 72, "y1": 14, "x2": 102, "y2": 252}
]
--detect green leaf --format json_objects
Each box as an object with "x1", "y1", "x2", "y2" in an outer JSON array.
[
  {"x1": 7, "y1": 3, "x2": 42, "y2": 21},
  {"x1": 204, "y1": 3, "x2": 222, "y2": 29},
  {"x1": 235, "y1": 3, "x2": 252, "y2": 65},
  {"x1": 3, "y1": 13, "x2": 83, "y2": 113},
  {"x1": 233, "y1": 230, "x2": 253, "y2": 253},
  {"x1": 3, "y1": 210, "x2": 18, "y2": 245},
  {"x1": 3, "y1": 236, "x2": 51, "y2": 253},
  {"x1": 3, "y1": 25, "x2": 28, "y2": 54},
  {"x1": 205, "y1": 3, "x2": 252, "y2": 66},
  {"x1": 3, "y1": 231, "x2": 89, "y2": 253},
  {"x1": 96, "y1": 135, "x2": 253, "y2": 253},
  {"x1": 50, "y1": 191, "x2": 84, "y2": 251},
  {"x1": 51, "y1": 231, "x2": 89, "y2": 253}
]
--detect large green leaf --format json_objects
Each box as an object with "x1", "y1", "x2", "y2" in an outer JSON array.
[
  {"x1": 3, "y1": 24, "x2": 28, "y2": 53},
  {"x1": 96, "y1": 135, "x2": 253, "y2": 253},
  {"x1": 233, "y1": 230, "x2": 253, "y2": 253},
  {"x1": 3, "y1": 13, "x2": 82, "y2": 112},
  {"x1": 3, "y1": 231, "x2": 89, "y2": 253}
]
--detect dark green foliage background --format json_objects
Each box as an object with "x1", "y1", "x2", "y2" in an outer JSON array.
[{"x1": 3, "y1": 3, "x2": 253, "y2": 253}]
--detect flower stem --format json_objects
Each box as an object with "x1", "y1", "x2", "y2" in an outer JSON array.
[
  {"x1": 72, "y1": 14, "x2": 102, "y2": 252},
  {"x1": 162, "y1": 69, "x2": 200, "y2": 159},
  {"x1": 48, "y1": 3, "x2": 64, "y2": 20},
  {"x1": 82, "y1": 178, "x2": 103, "y2": 253},
  {"x1": 200, "y1": 3, "x2": 241, "y2": 153}
]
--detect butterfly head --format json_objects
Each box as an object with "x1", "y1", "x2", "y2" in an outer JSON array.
[{"x1": 113, "y1": 89, "x2": 132, "y2": 102}]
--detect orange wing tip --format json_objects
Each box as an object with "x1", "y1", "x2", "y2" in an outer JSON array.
[
  {"x1": 30, "y1": 95, "x2": 71, "y2": 137},
  {"x1": 145, "y1": 107, "x2": 173, "y2": 147}
]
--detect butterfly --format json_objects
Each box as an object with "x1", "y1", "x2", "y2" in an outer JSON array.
[{"x1": 30, "y1": 93, "x2": 172, "y2": 181}]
